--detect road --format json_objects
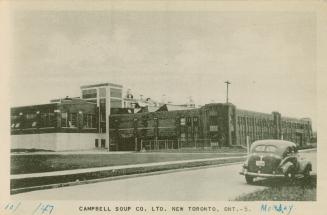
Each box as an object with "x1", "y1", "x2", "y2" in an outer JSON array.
[
  {"x1": 12, "y1": 150, "x2": 316, "y2": 201},
  {"x1": 12, "y1": 163, "x2": 265, "y2": 201}
]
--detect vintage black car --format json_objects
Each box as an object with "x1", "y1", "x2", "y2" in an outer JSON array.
[{"x1": 240, "y1": 140, "x2": 312, "y2": 184}]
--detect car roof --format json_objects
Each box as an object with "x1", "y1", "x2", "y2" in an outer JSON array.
[{"x1": 250, "y1": 139, "x2": 296, "y2": 151}]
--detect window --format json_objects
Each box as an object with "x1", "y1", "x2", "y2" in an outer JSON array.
[
  {"x1": 110, "y1": 88, "x2": 122, "y2": 98},
  {"x1": 84, "y1": 114, "x2": 88, "y2": 128},
  {"x1": 40, "y1": 112, "x2": 55, "y2": 127},
  {"x1": 101, "y1": 139, "x2": 106, "y2": 148},
  {"x1": 110, "y1": 99, "x2": 122, "y2": 108},
  {"x1": 26, "y1": 113, "x2": 36, "y2": 120},
  {"x1": 100, "y1": 98, "x2": 106, "y2": 122},
  {"x1": 11, "y1": 115, "x2": 19, "y2": 120},
  {"x1": 253, "y1": 145, "x2": 277, "y2": 153},
  {"x1": 82, "y1": 89, "x2": 97, "y2": 99},
  {"x1": 180, "y1": 118, "x2": 186, "y2": 125},
  {"x1": 100, "y1": 122, "x2": 106, "y2": 133},
  {"x1": 180, "y1": 133, "x2": 186, "y2": 141},
  {"x1": 187, "y1": 117, "x2": 192, "y2": 126},
  {"x1": 69, "y1": 113, "x2": 77, "y2": 127},
  {"x1": 254, "y1": 145, "x2": 266, "y2": 152},
  {"x1": 193, "y1": 117, "x2": 198, "y2": 126},
  {"x1": 209, "y1": 125, "x2": 218, "y2": 131},
  {"x1": 209, "y1": 110, "x2": 217, "y2": 116},
  {"x1": 266, "y1": 145, "x2": 277, "y2": 152},
  {"x1": 61, "y1": 112, "x2": 68, "y2": 127},
  {"x1": 209, "y1": 116, "x2": 217, "y2": 125},
  {"x1": 99, "y1": 88, "x2": 106, "y2": 98},
  {"x1": 84, "y1": 114, "x2": 95, "y2": 128}
]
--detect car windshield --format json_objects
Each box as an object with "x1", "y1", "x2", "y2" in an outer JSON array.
[{"x1": 253, "y1": 145, "x2": 277, "y2": 153}]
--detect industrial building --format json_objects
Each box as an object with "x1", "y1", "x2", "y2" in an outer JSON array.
[
  {"x1": 11, "y1": 82, "x2": 313, "y2": 151},
  {"x1": 109, "y1": 103, "x2": 312, "y2": 151}
]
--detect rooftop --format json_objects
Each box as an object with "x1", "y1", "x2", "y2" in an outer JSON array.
[{"x1": 80, "y1": 82, "x2": 123, "y2": 89}]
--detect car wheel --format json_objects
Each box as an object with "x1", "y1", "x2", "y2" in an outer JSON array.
[
  {"x1": 245, "y1": 175, "x2": 254, "y2": 184},
  {"x1": 303, "y1": 167, "x2": 311, "y2": 179},
  {"x1": 286, "y1": 171, "x2": 295, "y2": 183}
]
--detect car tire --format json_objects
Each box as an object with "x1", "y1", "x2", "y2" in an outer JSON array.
[
  {"x1": 303, "y1": 167, "x2": 311, "y2": 179},
  {"x1": 286, "y1": 171, "x2": 295, "y2": 183},
  {"x1": 245, "y1": 175, "x2": 254, "y2": 184}
]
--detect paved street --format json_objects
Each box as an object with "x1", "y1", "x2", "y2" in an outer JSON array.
[
  {"x1": 12, "y1": 150, "x2": 316, "y2": 201},
  {"x1": 12, "y1": 163, "x2": 265, "y2": 201}
]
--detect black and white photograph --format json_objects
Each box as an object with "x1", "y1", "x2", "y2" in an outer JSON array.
[{"x1": 0, "y1": 1, "x2": 326, "y2": 215}]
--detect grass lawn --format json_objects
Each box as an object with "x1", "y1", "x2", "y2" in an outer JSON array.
[
  {"x1": 235, "y1": 176, "x2": 316, "y2": 201},
  {"x1": 147, "y1": 147, "x2": 246, "y2": 153},
  {"x1": 11, "y1": 152, "x2": 245, "y2": 174}
]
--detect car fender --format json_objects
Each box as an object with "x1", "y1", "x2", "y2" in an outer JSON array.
[
  {"x1": 298, "y1": 160, "x2": 312, "y2": 174},
  {"x1": 279, "y1": 156, "x2": 297, "y2": 166},
  {"x1": 280, "y1": 161, "x2": 294, "y2": 175}
]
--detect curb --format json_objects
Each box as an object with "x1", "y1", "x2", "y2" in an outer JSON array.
[{"x1": 299, "y1": 148, "x2": 317, "y2": 152}]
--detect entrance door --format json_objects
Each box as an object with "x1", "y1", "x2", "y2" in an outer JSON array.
[
  {"x1": 101, "y1": 139, "x2": 106, "y2": 148},
  {"x1": 119, "y1": 137, "x2": 134, "y2": 151}
]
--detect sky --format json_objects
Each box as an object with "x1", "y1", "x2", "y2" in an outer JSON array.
[{"x1": 10, "y1": 10, "x2": 316, "y2": 127}]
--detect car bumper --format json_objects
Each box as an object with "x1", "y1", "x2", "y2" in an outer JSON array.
[{"x1": 239, "y1": 169, "x2": 284, "y2": 178}]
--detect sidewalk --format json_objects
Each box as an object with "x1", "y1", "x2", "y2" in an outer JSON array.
[
  {"x1": 11, "y1": 150, "x2": 134, "y2": 156},
  {"x1": 11, "y1": 155, "x2": 246, "y2": 180}
]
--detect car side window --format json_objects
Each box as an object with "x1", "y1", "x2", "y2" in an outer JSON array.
[
  {"x1": 266, "y1": 146, "x2": 277, "y2": 152},
  {"x1": 254, "y1": 145, "x2": 265, "y2": 152}
]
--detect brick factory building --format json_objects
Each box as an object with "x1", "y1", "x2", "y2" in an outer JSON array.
[
  {"x1": 109, "y1": 103, "x2": 312, "y2": 151},
  {"x1": 11, "y1": 83, "x2": 313, "y2": 151}
]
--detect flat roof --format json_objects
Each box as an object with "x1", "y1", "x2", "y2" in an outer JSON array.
[{"x1": 80, "y1": 83, "x2": 123, "y2": 89}]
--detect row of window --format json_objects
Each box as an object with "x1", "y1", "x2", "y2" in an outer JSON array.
[
  {"x1": 238, "y1": 116, "x2": 310, "y2": 130},
  {"x1": 11, "y1": 112, "x2": 56, "y2": 128},
  {"x1": 11, "y1": 112, "x2": 96, "y2": 129},
  {"x1": 61, "y1": 113, "x2": 96, "y2": 128},
  {"x1": 281, "y1": 121, "x2": 308, "y2": 129},
  {"x1": 128, "y1": 117, "x2": 199, "y2": 126},
  {"x1": 180, "y1": 117, "x2": 198, "y2": 126},
  {"x1": 238, "y1": 116, "x2": 274, "y2": 127}
]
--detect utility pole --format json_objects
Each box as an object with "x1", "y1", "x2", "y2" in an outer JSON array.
[{"x1": 224, "y1": 80, "x2": 231, "y2": 103}]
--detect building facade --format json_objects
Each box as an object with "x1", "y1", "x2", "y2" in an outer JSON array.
[
  {"x1": 80, "y1": 83, "x2": 123, "y2": 149},
  {"x1": 11, "y1": 82, "x2": 123, "y2": 151},
  {"x1": 109, "y1": 103, "x2": 313, "y2": 151},
  {"x1": 10, "y1": 83, "x2": 313, "y2": 151},
  {"x1": 11, "y1": 97, "x2": 98, "y2": 151}
]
